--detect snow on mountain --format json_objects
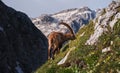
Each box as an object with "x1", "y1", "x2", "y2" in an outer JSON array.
[{"x1": 32, "y1": 7, "x2": 96, "y2": 36}]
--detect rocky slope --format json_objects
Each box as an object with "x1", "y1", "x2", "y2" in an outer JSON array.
[
  {"x1": 86, "y1": 1, "x2": 120, "y2": 45},
  {"x1": 35, "y1": 1, "x2": 120, "y2": 73},
  {"x1": 0, "y1": 1, "x2": 48, "y2": 73},
  {"x1": 32, "y1": 7, "x2": 95, "y2": 36}
]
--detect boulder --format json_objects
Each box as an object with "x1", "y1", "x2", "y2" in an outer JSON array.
[{"x1": 0, "y1": 1, "x2": 48, "y2": 73}]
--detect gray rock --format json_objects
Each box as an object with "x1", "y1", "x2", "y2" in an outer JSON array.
[
  {"x1": 0, "y1": 1, "x2": 48, "y2": 73},
  {"x1": 86, "y1": 1, "x2": 120, "y2": 45}
]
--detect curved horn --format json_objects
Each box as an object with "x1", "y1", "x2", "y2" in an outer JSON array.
[{"x1": 59, "y1": 22, "x2": 75, "y2": 35}]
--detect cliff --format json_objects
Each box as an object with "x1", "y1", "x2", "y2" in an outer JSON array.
[{"x1": 0, "y1": 1, "x2": 48, "y2": 73}]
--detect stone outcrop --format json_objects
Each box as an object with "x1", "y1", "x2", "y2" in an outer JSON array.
[
  {"x1": 0, "y1": 1, "x2": 48, "y2": 73},
  {"x1": 86, "y1": 1, "x2": 120, "y2": 45}
]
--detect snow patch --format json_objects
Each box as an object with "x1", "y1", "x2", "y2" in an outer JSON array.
[
  {"x1": 77, "y1": 11, "x2": 92, "y2": 15},
  {"x1": 33, "y1": 7, "x2": 95, "y2": 37},
  {"x1": 52, "y1": 9, "x2": 78, "y2": 20}
]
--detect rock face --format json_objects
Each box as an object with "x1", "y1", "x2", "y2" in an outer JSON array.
[
  {"x1": 0, "y1": 1, "x2": 48, "y2": 73},
  {"x1": 86, "y1": 1, "x2": 120, "y2": 45},
  {"x1": 32, "y1": 7, "x2": 96, "y2": 36}
]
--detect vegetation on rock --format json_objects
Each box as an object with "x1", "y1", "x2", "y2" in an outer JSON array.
[{"x1": 35, "y1": 18, "x2": 120, "y2": 73}]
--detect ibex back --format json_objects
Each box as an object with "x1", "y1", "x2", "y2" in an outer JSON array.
[{"x1": 48, "y1": 22, "x2": 76, "y2": 60}]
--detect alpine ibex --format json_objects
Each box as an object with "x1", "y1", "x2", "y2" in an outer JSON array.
[{"x1": 48, "y1": 22, "x2": 76, "y2": 60}]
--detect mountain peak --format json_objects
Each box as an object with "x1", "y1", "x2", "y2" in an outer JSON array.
[{"x1": 32, "y1": 7, "x2": 95, "y2": 36}]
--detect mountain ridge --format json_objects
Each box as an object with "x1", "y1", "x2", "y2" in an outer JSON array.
[{"x1": 32, "y1": 7, "x2": 96, "y2": 36}]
